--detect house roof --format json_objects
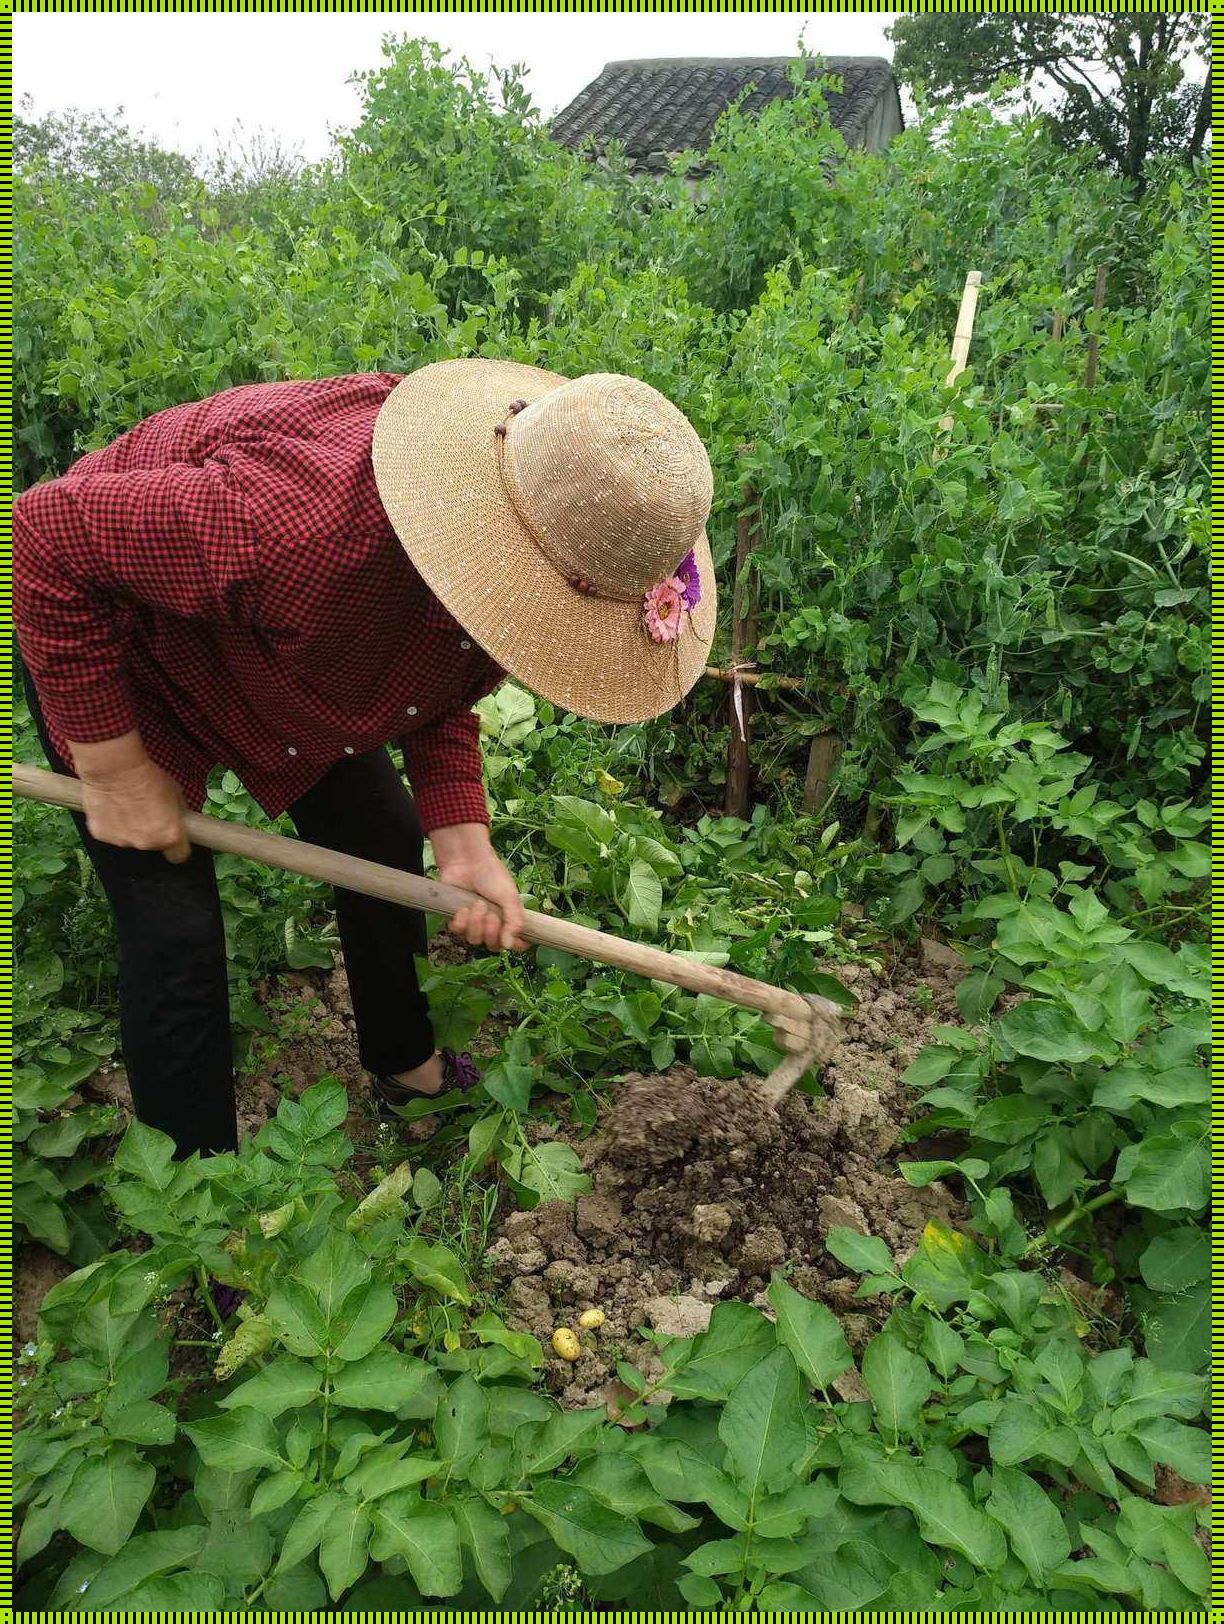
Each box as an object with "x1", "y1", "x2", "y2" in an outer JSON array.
[{"x1": 551, "y1": 56, "x2": 899, "y2": 168}]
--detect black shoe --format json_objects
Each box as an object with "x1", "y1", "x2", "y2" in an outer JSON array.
[{"x1": 371, "y1": 1049, "x2": 481, "y2": 1118}]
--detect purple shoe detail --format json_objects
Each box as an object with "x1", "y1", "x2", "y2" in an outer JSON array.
[
  {"x1": 441, "y1": 1049, "x2": 480, "y2": 1091},
  {"x1": 372, "y1": 1051, "x2": 481, "y2": 1116}
]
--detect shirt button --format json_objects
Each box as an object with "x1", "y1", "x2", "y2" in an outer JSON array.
[
  {"x1": 343, "y1": 746, "x2": 355, "y2": 756},
  {"x1": 287, "y1": 747, "x2": 298, "y2": 757},
  {"x1": 460, "y1": 639, "x2": 472, "y2": 650},
  {"x1": 407, "y1": 706, "x2": 418, "y2": 717}
]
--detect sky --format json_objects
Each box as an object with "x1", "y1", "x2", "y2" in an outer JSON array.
[{"x1": 14, "y1": 12, "x2": 899, "y2": 163}]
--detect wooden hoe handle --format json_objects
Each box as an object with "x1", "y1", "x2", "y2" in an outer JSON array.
[{"x1": 13, "y1": 763, "x2": 828, "y2": 1039}]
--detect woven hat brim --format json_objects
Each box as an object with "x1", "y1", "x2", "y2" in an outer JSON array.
[{"x1": 371, "y1": 359, "x2": 717, "y2": 725}]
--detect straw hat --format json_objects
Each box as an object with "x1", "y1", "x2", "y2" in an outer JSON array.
[{"x1": 371, "y1": 358, "x2": 717, "y2": 723}]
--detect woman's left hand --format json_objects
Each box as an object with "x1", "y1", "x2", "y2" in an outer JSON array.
[{"x1": 432, "y1": 823, "x2": 528, "y2": 951}]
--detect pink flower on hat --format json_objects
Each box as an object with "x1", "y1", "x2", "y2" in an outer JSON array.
[{"x1": 643, "y1": 577, "x2": 684, "y2": 643}]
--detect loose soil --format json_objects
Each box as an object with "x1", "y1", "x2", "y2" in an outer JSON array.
[{"x1": 489, "y1": 956, "x2": 969, "y2": 1405}]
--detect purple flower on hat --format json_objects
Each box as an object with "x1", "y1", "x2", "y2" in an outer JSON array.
[{"x1": 675, "y1": 549, "x2": 701, "y2": 610}]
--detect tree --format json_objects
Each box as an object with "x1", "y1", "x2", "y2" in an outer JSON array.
[
  {"x1": 889, "y1": 14, "x2": 1210, "y2": 183},
  {"x1": 13, "y1": 100, "x2": 199, "y2": 196}
]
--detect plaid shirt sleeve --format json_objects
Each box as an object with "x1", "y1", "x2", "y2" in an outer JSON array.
[
  {"x1": 13, "y1": 459, "x2": 260, "y2": 744},
  {"x1": 400, "y1": 709, "x2": 490, "y2": 832}
]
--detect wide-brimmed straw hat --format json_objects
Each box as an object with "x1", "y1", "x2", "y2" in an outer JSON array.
[{"x1": 371, "y1": 358, "x2": 717, "y2": 723}]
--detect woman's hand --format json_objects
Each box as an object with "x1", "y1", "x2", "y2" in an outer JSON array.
[
  {"x1": 432, "y1": 822, "x2": 527, "y2": 951},
  {"x1": 70, "y1": 732, "x2": 191, "y2": 863}
]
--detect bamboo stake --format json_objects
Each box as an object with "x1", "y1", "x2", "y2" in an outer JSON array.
[
  {"x1": 723, "y1": 462, "x2": 760, "y2": 820},
  {"x1": 938, "y1": 269, "x2": 983, "y2": 433},
  {"x1": 704, "y1": 666, "x2": 807, "y2": 692},
  {"x1": 13, "y1": 762, "x2": 815, "y2": 1034}
]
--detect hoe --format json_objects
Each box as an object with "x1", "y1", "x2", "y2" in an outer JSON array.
[{"x1": 13, "y1": 762, "x2": 843, "y2": 1110}]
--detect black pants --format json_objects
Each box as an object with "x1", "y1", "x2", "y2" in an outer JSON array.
[{"x1": 24, "y1": 676, "x2": 433, "y2": 1156}]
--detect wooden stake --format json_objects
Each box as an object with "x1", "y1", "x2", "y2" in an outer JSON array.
[
  {"x1": 724, "y1": 469, "x2": 760, "y2": 820},
  {"x1": 802, "y1": 732, "x2": 844, "y2": 815},
  {"x1": 1083, "y1": 265, "x2": 1107, "y2": 391},
  {"x1": 704, "y1": 666, "x2": 807, "y2": 693},
  {"x1": 1051, "y1": 310, "x2": 1064, "y2": 343},
  {"x1": 938, "y1": 269, "x2": 983, "y2": 433}
]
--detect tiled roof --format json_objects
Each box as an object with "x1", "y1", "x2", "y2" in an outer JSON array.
[{"x1": 551, "y1": 56, "x2": 899, "y2": 167}]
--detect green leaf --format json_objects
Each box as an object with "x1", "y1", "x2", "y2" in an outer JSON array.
[
  {"x1": 1034, "y1": 1338, "x2": 1085, "y2": 1409},
  {"x1": 501, "y1": 1139, "x2": 591, "y2": 1209},
  {"x1": 220, "y1": 1356, "x2": 321, "y2": 1417},
  {"x1": 318, "y1": 1500, "x2": 372, "y2": 1601},
  {"x1": 434, "y1": 1373, "x2": 489, "y2": 1471},
  {"x1": 920, "y1": 1317, "x2": 965, "y2": 1379},
  {"x1": 295, "y1": 1229, "x2": 371, "y2": 1318},
  {"x1": 718, "y1": 1346, "x2": 808, "y2": 1498},
  {"x1": 60, "y1": 1447, "x2": 156, "y2": 1555},
  {"x1": 399, "y1": 1238, "x2": 472, "y2": 1305},
  {"x1": 956, "y1": 970, "x2": 1004, "y2": 1023},
  {"x1": 265, "y1": 1281, "x2": 328, "y2": 1359},
  {"x1": 450, "y1": 1494, "x2": 512, "y2": 1603},
  {"x1": 985, "y1": 1467, "x2": 1071, "y2": 1584},
  {"x1": 626, "y1": 1435, "x2": 748, "y2": 1530},
  {"x1": 516, "y1": 1405, "x2": 606, "y2": 1474},
  {"x1": 250, "y1": 1471, "x2": 302, "y2": 1517},
  {"x1": 101, "y1": 1398, "x2": 176, "y2": 1446},
  {"x1": 186, "y1": 1410, "x2": 285, "y2": 1475},
  {"x1": 621, "y1": 858, "x2": 663, "y2": 931},
  {"x1": 996, "y1": 1001, "x2": 1105, "y2": 1063},
  {"x1": 278, "y1": 1490, "x2": 343, "y2": 1572},
  {"x1": 661, "y1": 1300, "x2": 777, "y2": 1400},
  {"x1": 899, "y1": 1157, "x2": 989, "y2": 1188},
  {"x1": 1097, "y1": 966, "x2": 1151, "y2": 1044},
  {"x1": 825, "y1": 1227, "x2": 895, "y2": 1276},
  {"x1": 330, "y1": 1283, "x2": 399, "y2": 1363},
  {"x1": 112, "y1": 1121, "x2": 176, "y2": 1190},
  {"x1": 524, "y1": 1480, "x2": 652, "y2": 1575},
  {"x1": 1114, "y1": 1131, "x2": 1208, "y2": 1212},
  {"x1": 1133, "y1": 1417, "x2": 1210, "y2": 1484},
  {"x1": 678, "y1": 1572, "x2": 723, "y2": 1607},
  {"x1": 842, "y1": 1452, "x2": 1008, "y2": 1571},
  {"x1": 331, "y1": 1346, "x2": 441, "y2": 1417},
  {"x1": 62, "y1": 1528, "x2": 206, "y2": 1609},
  {"x1": 861, "y1": 1332, "x2": 931, "y2": 1438},
  {"x1": 347, "y1": 1161, "x2": 414, "y2": 1229},
  {"x1": 481, "y1": 1060, "x2": 534, "y2": 1113},
  {"x1": 572, "y1": 1451, "x2": 697, "y2": 1533},
  {"x1": 1144, "y1": 1288, "x2": 1209, "y2": 1373},
  {"x1": 346, "y1": 1454, "x2": 438, "y2": 1500},
  {"x1": 767, "y1": 1274, "x2": 853, "y2": 1388},
  {"x1": 758, "y1": 1581, "x2": 823, "y2": 1612},
  {"x1": 369, "y1": 1496, "x2": 463, "y2": 1596},
  {"x1": 1139, "y1": 1229, "x2": 1209, "y2": 1293},
  {"x1": 470, "y1": 1310, "x2": 543, "y2": 1366},
  {"x1": 1160, "y1": 1525, "x2": 1211, "y2": 1596}
]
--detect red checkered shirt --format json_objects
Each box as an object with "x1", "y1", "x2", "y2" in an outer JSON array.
[{"x1": 13, "y1": 373, "x2": 504, "y2": 831}]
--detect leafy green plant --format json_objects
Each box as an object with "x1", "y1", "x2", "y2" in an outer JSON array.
[{"x1": 18, "y1": 1097, "x2": 1207, "y2": 1611}]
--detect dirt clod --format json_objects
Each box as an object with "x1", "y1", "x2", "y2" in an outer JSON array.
[{"x1": 643, "y1": 1294, "x2": 714, "y2": 1338}]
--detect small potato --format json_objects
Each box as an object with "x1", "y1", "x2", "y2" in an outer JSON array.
[
  {"x1": 551, "y1": 1327, "x2": 582, "y2": 1362},
  {"x1": 577, "y1": 1308, "x2": 606, "y2": 1330}
]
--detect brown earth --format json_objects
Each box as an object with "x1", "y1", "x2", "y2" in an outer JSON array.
[{"x1": 489, "y1": 957, "x2": 969, "y2": 1404}]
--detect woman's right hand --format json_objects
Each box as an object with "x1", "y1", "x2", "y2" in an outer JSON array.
[{"x1": 72, "y1": 735, "x2": 191, "y2": 862}]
